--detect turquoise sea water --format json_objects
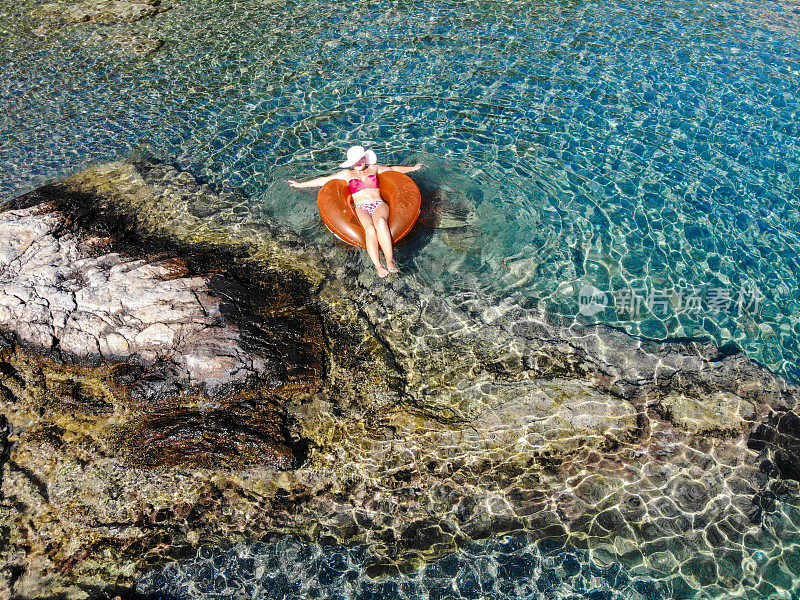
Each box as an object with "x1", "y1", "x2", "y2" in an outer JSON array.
[{"x1": 2, "y1": 0, "x2": 800, "y2": 597}]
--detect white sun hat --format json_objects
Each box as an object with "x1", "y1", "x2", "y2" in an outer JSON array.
[{"x1": 340, "y1": 145, "x2": 378, "y2": 168}]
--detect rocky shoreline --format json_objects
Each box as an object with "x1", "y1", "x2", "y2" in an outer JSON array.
[{"x1": 1, "y1": 159, "x2": 798, "y2": 598}]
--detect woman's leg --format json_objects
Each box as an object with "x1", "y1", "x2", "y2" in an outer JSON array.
[
  {"x1": 371, "y1": 202, "x2": 398, "y2": 273},
  {"x1": 354, "y1": 207, "x2": 390, "y2": 277}
]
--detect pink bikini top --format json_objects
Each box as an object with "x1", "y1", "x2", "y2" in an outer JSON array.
[{"x1": 348, "y1": 174, "x2": 379, "y2": 194}]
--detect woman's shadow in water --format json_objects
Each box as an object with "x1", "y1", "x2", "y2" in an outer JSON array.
[{"x1": 394, "y1": 156, "x2": 485, "y2": 267}]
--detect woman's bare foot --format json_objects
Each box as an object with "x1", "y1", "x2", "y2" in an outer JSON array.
[
  {"x1": 376, "y1": 265, "x2": 390, "y2": 278},
  {"x1": 386, "y1": 261, "x2": 399, "y2": 273}
]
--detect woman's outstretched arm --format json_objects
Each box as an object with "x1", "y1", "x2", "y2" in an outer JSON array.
[
  {"x1": 378, "y1": 163, "x2": 423, "y2": 174},
  {"x1": 288, "y1": 172, "x2": 344, "y2": 188}
]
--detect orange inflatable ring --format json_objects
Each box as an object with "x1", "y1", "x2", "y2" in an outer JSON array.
[{"x1": 317, "y1": 171, "x2": 421, "y2": 248}]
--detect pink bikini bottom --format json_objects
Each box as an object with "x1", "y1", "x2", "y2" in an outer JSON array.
[{"x1": 354, "y1": 199, "x2": 385, "y2": 214}]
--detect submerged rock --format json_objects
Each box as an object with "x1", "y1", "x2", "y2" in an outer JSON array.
[
  {"x1": 0, "y1": 158, "x2": 798, "y2": 598},
  {"x1": 657, "y1": 390, "x2": 756, "y2": 436},
  {"x1": 30, "y1": 0, "x2": 170, "y2": 32},
  {"x1": 418, "y1": 186, "x2": 476, "y2": 229},
  {"x1": 96, "y1": 32, "x2": 164, "y2": 57}
]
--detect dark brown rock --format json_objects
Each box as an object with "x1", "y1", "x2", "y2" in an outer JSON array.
[
  {"x1": 748, "y1": 411, "x2": 800, "y2": 481},
  {"x1": 115, "y1": 397, "x2": 295, "y2": 469}
]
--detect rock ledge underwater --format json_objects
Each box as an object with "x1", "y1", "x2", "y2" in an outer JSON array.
[{"x1": 0, "y1": 159, "x2": 798, "y2": 598}]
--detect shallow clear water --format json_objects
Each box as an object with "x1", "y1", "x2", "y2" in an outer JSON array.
[
  {"x1": 138, "y1": 508, "x2": 800, "y2": 600},
  {"x1": 2, "y1": 0, "x2": 800, "y2": 597}
]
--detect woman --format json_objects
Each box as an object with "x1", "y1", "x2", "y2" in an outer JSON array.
[{"x1": 288, "y1": 145, "x2": 422, "y2": 278}]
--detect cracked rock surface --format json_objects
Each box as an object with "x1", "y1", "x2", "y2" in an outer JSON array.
[{"x1": 0, "y1": 203, "x2": 315, "y2": 397}]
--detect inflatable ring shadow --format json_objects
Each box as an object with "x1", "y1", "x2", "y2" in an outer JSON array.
[{"x1": 317, "y1": 171, "x2": 421, "y2": 248}]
